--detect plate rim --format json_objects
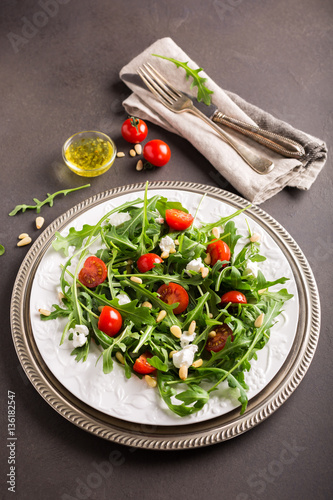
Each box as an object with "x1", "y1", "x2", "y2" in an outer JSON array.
[{"x1": 10, "y1": 181, "x2": 321, "y2": 449}]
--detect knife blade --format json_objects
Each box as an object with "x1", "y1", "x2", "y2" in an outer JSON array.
[{"x1": 190, "y1": 97, "x2": 305, "y2": 159}]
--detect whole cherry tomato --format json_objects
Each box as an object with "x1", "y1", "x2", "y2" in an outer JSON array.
[
  {"x1": 207, "y1": 240, "x2": 231, "y2": 267},
  {"x1": 157, "y1": 282, "x2": 189, "y2": 315},
  {"x1": 121, "y1": 116, "x2": 148, "y2": 143},
  {"x1": 220, "y1": 291, "x2": 247, "y2": 306},
  {"x1": 133, "y1": 351, "x2": 156, "y2": 374},
  {"x1": 97, "y1": 306, "x2": 122, "y2": 337},
  {"x1": 143, "y1": 140, "x2": 171, "y2": 167},
  {"x1": 205, "y1": 323, "x2": 234, "y2": 352},
  {"x1": 165, "y1": 209, "x2": 194, "y2": 231},
  {"x1": 78, "y1": 256, "x2": 107, "y2": 288},
  {"x1": 137, "y1": 253, "x2": 163, "y2": 273}
]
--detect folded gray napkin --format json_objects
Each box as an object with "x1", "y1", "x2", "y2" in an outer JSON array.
[{"x1": 120, "y1": 37, "x2": 327, "y2": 204}]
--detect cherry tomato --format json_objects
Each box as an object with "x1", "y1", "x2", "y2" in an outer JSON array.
[
  {"x1": 133, "y1": 351, "x2": 156, "y2": 374},
  {"x1": 137, "y1": 253, "x2": 163, "y2": 273},
  {"x1": 78, "y1": 256, "x2": 107, "y2": 288},
  {"x1": 220, "y1": 291, "x2": 247, "y2": 306},
  {"x1": 165, "y1": 209, "x2": 194, "y2": 231},
  {"x1": 97, "y1": 306, "x2": 122, "y2": 337},
  {"x1": 157, "y1": 282, "x2": 189, "y2": 315},
  {"x1": 121, "y1": 116, "x2": 148, "y2": 143},
  {"x1": 207, "y1": 240, "x2": 231, "y2": 267},
  {"x1": 143, "y1": 140, "x2": 171, "y2": 167},
  {"x1": 205, "y1": 323, "x2": 234, "y2": 352}
]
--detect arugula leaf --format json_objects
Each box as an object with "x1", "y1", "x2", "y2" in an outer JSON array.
[
  {"x1": 155, "y1": 196, "x2": 189, "y2": 218},
  {"x1": 40, "y1": 304, "x2": 72, "y2": 321},
  {"x1": 52, "y1": 224, "x2": 96, "y2": 256},
  {"x1": 9, "y1": 184, "x2": 90, "y2": 216},
  {"x1": 152, "y1": 55, "x2": 214, "y2": 105},
  {"x1": 0, "y1": 244, "x2": 5, "y2": 256}
]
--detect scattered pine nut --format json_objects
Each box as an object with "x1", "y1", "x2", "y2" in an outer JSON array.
[
  {"x1": 209, "y1": 313, "x2": 213, "y2": 319},
  {"x1": 188, "y1": 320, "x2": 196, "y2": 336},
  {"x1": 115, "y1": 352, "x2": 125, "y2": 364},
  {"x1": 204, "y1": 253, "x2": 211, "y2": 265},
  {"x1": 200, "y1": 266, "x2": 209, "y2": 278},
  {"x1": 145, "y1": 374, "x2": 157, "y2": 388},
  {"x1": 58, "y1": 291, "x2": 65, "y2": 301},
  {"x1": 174, "y1": 239, "x2": 179, "y2": 246},
  {"x1": 157, "y1": 310, "x2": 167, "y2": 323},
  {"x1": 98, "y1": 305, "x2": 104, "y2": 312},
  {"x1": 18, "y1": 233, "x2": 29, "y2": 240},
  {"x1": 192, "y1": 358, "x2": 203, "y2": 368},
  {"x1": 142, "y1": 301, "x2": 153, "y2": 309},
  {"x1": 179, "y1": 365, "x2": 188, "y2": 380},
  {"x1": 116, "y1": 152, "x2": 125, "y2": 158},
  {"x1": 258, "y1": 288, "x2": 267, "y2": 295},
  {"x1": 169, "y1": 248, "x2": 176, "y2": 254},
  {"x1": 17, "y1": 236, "x2": 32, "y2": 247},
  {"x1": 170, "y1": 325, "x2": 182, "y2": 339},
  {"x1": 136, "y1": 159, "x2": 143, "y2": 171},
  {"x1": 169, "y1": 350, "x2": 178, "y2": 358},
  {"x1": 129, "y1": 149, "x2": 136, "y2": 157},
  {"x1": 212, "y1": 227, "x2": 220, "y2": 239},
  {"x1": 161, "y1": 251, "x2": 169, "y2": 259},
  {"x1": 250, "y1": 233, "x2": 261, "y2": 243},
  {"x1": 39, "y1": 308, "x2": 51, "y2": 316},
  {"x1": 254, "y1": 313, "x2": 265, "y2": 328},
  {"x1": 134, "y1": 144, "x2": 142, "y2": 155},
  {"x1": 208, "y1": 330, "x2": 216, "y2": 338},
  {"x1": 130, "y1": 276, "x2": 142, "y2": 284},
  {"x1": 36, "y1": 216, "x2": 45, "y2": 229}
]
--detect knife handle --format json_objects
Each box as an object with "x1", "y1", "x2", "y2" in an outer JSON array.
[{"x1": 212, "y1": 111, "x2": 305, "y2": 159}]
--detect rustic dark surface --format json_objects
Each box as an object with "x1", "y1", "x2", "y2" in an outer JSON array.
[{"x1": 0, "y1": 1, "x2": 332, "y2": 499}]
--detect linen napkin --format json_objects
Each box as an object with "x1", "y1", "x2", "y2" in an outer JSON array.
[{"x1": 120, "y1": 37, "x2": 327, "y2": 204}]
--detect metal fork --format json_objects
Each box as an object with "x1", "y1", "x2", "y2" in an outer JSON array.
[{"x1": 137, "y1": 63, "x2": 274, "y2": 175}]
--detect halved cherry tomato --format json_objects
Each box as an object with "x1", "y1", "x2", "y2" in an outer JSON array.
[
  {"x1": 121, "y1": 116, "x2": 148, "y2": 143},
  {"x1": 78, "y1": 256, "x2": 107, "y2": 288},
  {"x1": 165, "y1": 209, "x2": 194, "y2": 231},
  {"x1": 157, "y1": 282, "x2": 189, "y2": 315},
  {"x1": 205, "y1": 323, "x2": 234, "y2": 352},
  {"x1": 143, "y1": 140, "x2": 171, "y2": 167},
  {"x1": 137, "y1": 253, "x2": 163, "y2": 273},
  {"x1": 133, "y1": 351, "x2": 156, "y2": 374},
  {"x1": 207, "y1": 240, "x2": 231, "y2": 267},
  {"x1": 220, "y1": 290, "x2": 247, "y2": 306},
  {"x1": 97, "y1": 306, "x2": 122, "y2": 337}
]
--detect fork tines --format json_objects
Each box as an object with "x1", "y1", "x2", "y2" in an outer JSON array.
[{"x1": 137, "y1": 63, "x2": 181, "y2": 105}]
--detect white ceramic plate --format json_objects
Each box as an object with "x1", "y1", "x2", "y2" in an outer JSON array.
[{"x1": 29, "y1": 187, "x2": 298, "y2": 426}]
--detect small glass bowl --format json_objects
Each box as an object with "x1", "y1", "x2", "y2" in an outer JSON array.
[{"x1": 62, "y1": 130, "x2": 117, "y2": 177}]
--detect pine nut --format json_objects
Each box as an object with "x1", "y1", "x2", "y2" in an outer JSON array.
[
  {"x1": 169, "y1": 248, "x2": 176, "y2": 254},
  {"x1": 161, "y1": 251, "x2": 169, "y2": 259},
  {"x1": 98, "y1": 305, "x2": 104, "y2": 312},
  {"x1": 116, "y1": 352, "x2": 125, "y2": 364},
  {"x1": 170, "y1": 325, "x2": 182, "y2": 339},
  {"x1": 145, "y1": 374, "x2": 157, "y2": 388},
  {"x1": 174, "y1": 239, "x2": 179, "y2": 246},
  {"x1": 36, "y1": 216, "x2": 45, "y2": 229},
  {"x1": 129, "y1": 149, "x2": 136, "y2": 157},
  {"x1": 130, "y1": 276, "x2": 142, "y2": 284},
  {"x1": 39, "y1": 308, "x2": 51, "y2": 316},
  {"x1": 188, "y1": 320, "x2": 196, "y2": 335},
  {"x1": 58, "y1": 291, "x2": 65, "y2": 301},
  {"x1": 212, "y1": 227, "x2": 220, "y2": 238},
  {"x1": 169, "y1": 350, "x2": 178, "y2": 358},
  {"x1": 258, "y1": 288, "x2": 267, "y2": 295},
  {"x1": 179, "y1": 365, "x2": 188, "y2": 380},
  {"x1": 142, "y1": 301, "x2": 152, "y2": 309},
  {"x1": 200, "y1": 266, "x2": 209, "y2": 278},
  {"x1": 192, "y1": 358, "x2": 203, "y2": 368},
  {"x1": 250, "y1": 233, "x2": 261, "y2": 243},
  {"x1": 204, "y1": 252, "x2": 211, "y2": 265},
  {"x1": 209, "y1": 313, "x2": 213, "y2": 319},
  {"x1": 157, "y1": 310, "x2": 167, "y2": 323},
  {"x1": 208, "y1": 330, "x2": 216, "y2": 338},
  {"x1": 116, "y1": 152, "x2": 125, "y2": 158},
  {"x1": 134, "y1": 144, "x2": 142, "y2": 155},
  {"x1": 17, "y1": 236, "x2": 32, "y2": 247},
  {"x1": 254, "y1": 313, "x2": 265, "y2": 328},
  {"x1": 18, "y1": 233, "x2": 29, "y2": 240},
  {"x1": 136, "y1": 159, "x2": 143, "y2": 171}
]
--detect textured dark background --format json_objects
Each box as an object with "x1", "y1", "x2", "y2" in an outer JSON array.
[{"x1": 0, "y1": 0, "x2": 332, "y2": 499}]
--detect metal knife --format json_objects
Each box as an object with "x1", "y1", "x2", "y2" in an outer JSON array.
[{"x1": 190, "y1": 97, "x2": 305, "y2": 159}]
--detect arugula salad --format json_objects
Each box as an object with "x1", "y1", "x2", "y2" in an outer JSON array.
[{"x1": 41, "y1": 185, "x2": 293, "y2": 417}]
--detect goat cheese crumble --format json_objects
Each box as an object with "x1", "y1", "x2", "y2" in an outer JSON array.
[
  {"x1": 70, "y1": 324, "x2": 89, "y2": 348},
  {"x1": 159, "y1": 235, "x2": 175, "y2": 253}
]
